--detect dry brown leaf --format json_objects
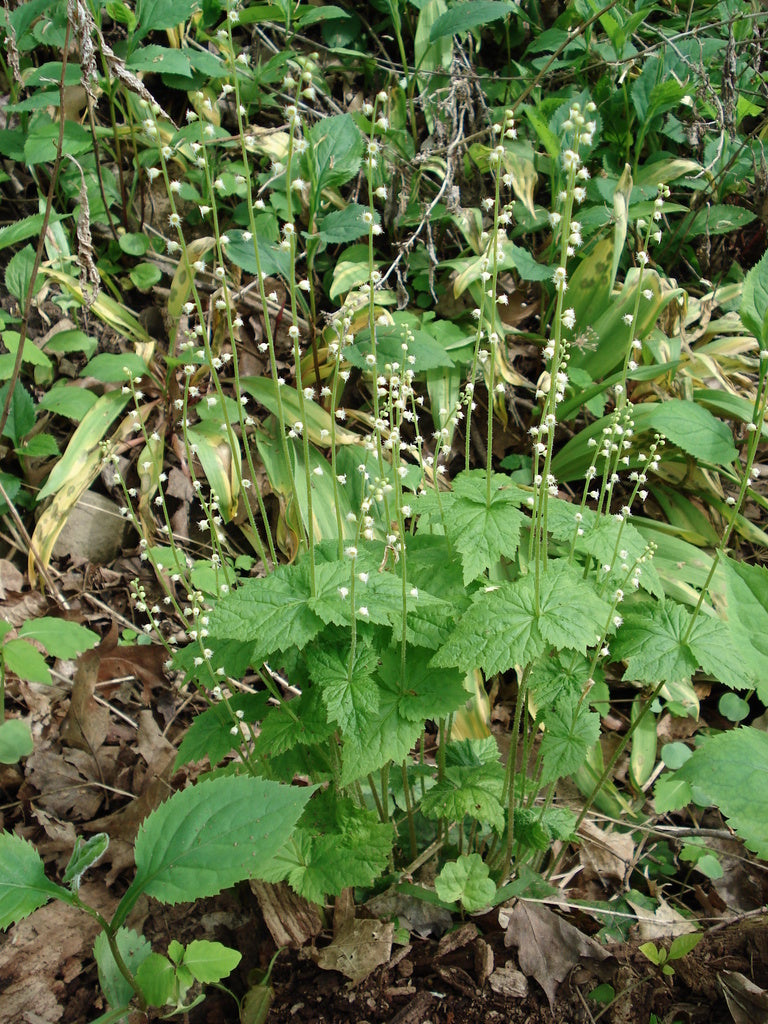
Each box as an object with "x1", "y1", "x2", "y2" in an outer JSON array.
[
  {"x1": 23, "y1": 746, "x2": 109, "y2": 820},
  {"x1": 578, "y1": 818, "x2": 635, "y2": 886},
  {"x1": 60, "y1": 652, "x2": 109, "y2": 753},
  {"x1": 502, "y1": 901, "x2": 610, "y2": 1009},
  {"x1": 1, "y1": 588, "x2": 48, "y2": 628},
  {"x1": 366, "y1": 887, "x2": 452, "y2": 938},
  {"x1": 718, "y1": 969, "x2": 768, "y2": 1024},
  {"x1": 626, "y1": 895, "x2": 698, "y2": 941},
  {"x1": 312, "y1": 918, "x2": 394, "y2": 984},
  {"x1": 0, "y1": 557, "x2": 24, "y2": 597},
  {"x1": 92, "y1": 624, "x2": 167, "y2": 702}
]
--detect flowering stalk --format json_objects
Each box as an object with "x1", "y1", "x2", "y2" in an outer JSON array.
[{"x1": 531, "y1": 101, "x2": 595, "y2": 603}]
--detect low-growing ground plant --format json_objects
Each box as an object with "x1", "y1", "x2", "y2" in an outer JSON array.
[{"x1": 1, "y1": 0, "x2": 768, "y2": 1018}]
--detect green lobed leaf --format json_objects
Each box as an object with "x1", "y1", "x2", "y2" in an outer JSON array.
[
  {"x1": 378, "y1": 646, "x2": 469, "y2": 723},
  {"x1": 660, "y1": 728, "x2": 768, "y2": 859},
  {"x1": 438, "y1": 470, "x2": 526, "y2": 583},
  {"x1": 433, "y1": 578, "x2": 543, "y2": 676},
  {"x1": 535, "y1": 562, "x2": 612, "y2": 653},
  {"x1": 208, "y1": 560, "x2": 336, "y2": 663},
  {"x1": 435, "y1": 559, "x2": 609, "y2": 678},
  {"x1": 716, "y1": 555, "x2": 768, "y2": 702},
  {"x1": 136, "y1": 953, "x2": 176, "y2": 1007},
  {"x1": 420, "y1": 762, "x2": 505, "y2": 831},
  {"x1": 613, "y1": 599, "x2": 753, "y2": 694},
  {"x1": 114, "y1": 775, "x2": 312, "y2": 927},
  {"x1": 539, "y1": 693, "x2": 601, "y2": 785},
  {"x1": 310, "y1": 641, "x2": 380, "y2": 733},
  {"x1": 254, "y1": 686, "x2": 336, "y2": 758},
  {"x1": 0, "y1": 831, "x2": 70, "y2": 928},
  {"x1": 338, "y1": 669, "x2": 425, "y2": 785},
  {"x1": 612, "y1": 602, "x2": 698, "y2": 685},
  {"x1": 434, "y1": 853, "x2": 496, "y2": 912},
  {"x1": 262, "y1": 792, "x2": 393, "y2": 903},
  {"x1": 174, "y1": 693, "x2": 269, "y2": 770}
]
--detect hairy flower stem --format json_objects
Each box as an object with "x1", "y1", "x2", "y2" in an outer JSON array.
[
  {"x1": 499, "y1": 667, "x2": 530, "y2": 879},
  {"x1": 401, "y1": 761, "x2": 418, "y2": 861}
]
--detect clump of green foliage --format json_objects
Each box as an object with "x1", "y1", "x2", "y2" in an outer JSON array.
[{"x1": 1, "y1": 0, "x2": 767, "y2": 1017}]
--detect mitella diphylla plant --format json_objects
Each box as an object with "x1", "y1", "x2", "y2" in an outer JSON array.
[
  {"x1": 3, "y1": 69, "x2": 766, "y2": 1016},
  {"x1": 155, "y1": 93, "x2": 761, "y2": 911}
]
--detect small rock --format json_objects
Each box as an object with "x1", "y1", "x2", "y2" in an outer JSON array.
[{"x1": 488, "y1": 963, "x2": 529, "y2": 998}]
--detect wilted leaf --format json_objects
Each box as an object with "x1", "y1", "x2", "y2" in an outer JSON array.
[
  {"x1": 502, "y1": 901, "x2": 610, "y2": 1008},
  {"x1": 313, "y1": 918, "x2": 394, "y2": 982}
]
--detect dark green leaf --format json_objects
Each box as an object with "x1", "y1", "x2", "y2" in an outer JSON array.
[
  {"x1": 174, "y1": 693, "x2": 269, "y2": 769},
  {"x1": 310, "y1": 641, "x2": 380, "y2": 733},
  {"x1": 94, "y1": 928, "x2": 151, "y2": 1010},
  {"x1": 741, "y1": 246, "x2": 768, "y2": 344},
  {"x1": 346, "y1": 325, "x2": 454, "y2": 374},
  {"x1": 127, "y1": 46, "x2": 193, "y2": 77},
  {"x1": 18, "y1": 617, "x2": 98, "y2": 659},
  {"x1": 634, "y1": 400, "x2": 737, "y2": 466},
  {"x1": 316, "y1": 204, "x2": 378, "y2": 244},
  {"x1": 118, "y1": 232, "x2": 151, "y2": 256},
  {"x1": 37, "y1": 384, "x2": 99, "y2": 420},
  {"x1": 540, "y1": 693, "x2": 600, "y2": 784},
  {"x1": 114, "y1": 775, "x2": 311, "y2": 926},
  {"x1": 223, "y1": 231, "x2": 290, "y2": 279},
  {"x1": 661, "y1": 728, "x2": 768, "y2": 858},
  {"x1": 307, "y1": 114, "x2": 363, "y2": 192},
  {"x1": 129, "y1": 263, "x2": 162, "y2": 290},
  {"x1": 718, "y1": 555, "x2": 768, "y2": 702},
  {"x1": 689, "y1": 204, "x2": 756, "y2": 238},
  {"x1": 0, "y1": 831, "x2": 70, "y2": 928},
  {"x1": 209, "y1": 561, "x2": 337, "y2": 663},
  {"x1": 421, "y1": 762, "x2": 505, "y2": 831},
  {"x1": 5, "y1": 245, "x2": 42, "y2": 304},
  {"x1": 0, "y1": 381, "x2": 34, "y2": 445},
  {"x1": 3, "y1": 638, "x2": 51, "y2": 684},
  {"x1": 135, "y1": 0, "x2": 201, "y2": 38},
  {"x1": 612, "y1": 603, "x2": 698, "y2": 685},
  {"x1": 429, "y1": 1, "x2": 515, "y2": 41},
  {"x1": 263, "y1": 792, "x2": 393, "y2": 903}
]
